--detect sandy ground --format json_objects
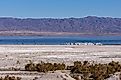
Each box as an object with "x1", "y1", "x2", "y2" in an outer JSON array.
[{"x1": 0, "y1": 45, "x2": 121, "y2": 80}]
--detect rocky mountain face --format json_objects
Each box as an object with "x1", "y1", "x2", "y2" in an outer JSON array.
[{"x1": 0, "y1": 16, "x2": 121, "y2": 35}]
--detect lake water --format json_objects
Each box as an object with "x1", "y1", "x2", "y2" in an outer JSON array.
[{"x1": 0, "y1": 36, "x2": 121, "y2": 45}]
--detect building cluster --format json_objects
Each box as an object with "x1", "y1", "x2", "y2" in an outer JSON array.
[{"x1": 65, "y1": 42, "x2": 102, "y2": 45}]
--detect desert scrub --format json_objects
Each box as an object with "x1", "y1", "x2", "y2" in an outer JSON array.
[
  {"x1": 0, "y1": 75, "x2": 21, "y2": 80},
  {"x1": 25, "y1": 62, "x2": 66, "y2": 72},
  {"x1": 24, "y1": 61, "x2": 121, "y2": 80},
  {"x1": 69, "y1": 61, "x2": 121, "y2": 80}
]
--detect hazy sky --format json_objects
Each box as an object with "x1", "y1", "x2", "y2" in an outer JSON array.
[{"x1": 0, "y1": 0, "x2": 121, "y2": 18}]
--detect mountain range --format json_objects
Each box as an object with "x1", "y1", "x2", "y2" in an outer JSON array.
[{"x1": 0, "y1": 16, "x2": 121, "y2": 36}]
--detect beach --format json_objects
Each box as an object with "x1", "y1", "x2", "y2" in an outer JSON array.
[{"x1": 0, "y1": 45, "x2": 121, "y2": 79}]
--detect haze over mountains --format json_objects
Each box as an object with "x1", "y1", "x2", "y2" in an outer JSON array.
[{"x1": 0, "y1": 16, "x2": 121, "y2": 36}]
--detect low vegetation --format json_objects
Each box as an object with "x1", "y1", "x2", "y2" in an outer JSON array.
[
  {"x1": 24, "y1": 61, "x2": 121, "y2": 80},
  {"x1": 68, "y1": 61, "x2": 121, "y2": 80},
  {"x1": 0, "y1": 75, "x2": 21, "y2": 80},
  {"x1": 25, "y1": 61, "x2": 66, "y2": 73}
]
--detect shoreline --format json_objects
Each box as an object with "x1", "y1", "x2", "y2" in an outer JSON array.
[{"x1": 0, "y1": 31, "x2": 121, "y2": 36}]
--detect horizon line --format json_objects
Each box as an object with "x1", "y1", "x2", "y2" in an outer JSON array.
[{"x1": 0, "y1": 16, "x2": 121, "y2": 19}]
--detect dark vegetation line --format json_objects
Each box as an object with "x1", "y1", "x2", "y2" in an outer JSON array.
[
  {"x1": 0, "y1": 75, "x2": 21, "y2": 80},
  {"x1": 1, "y1": 61, "x2": 121, "y2": 80},
  {"x1": 24, "y1": 61, "x2": 121, "y2": 80}
]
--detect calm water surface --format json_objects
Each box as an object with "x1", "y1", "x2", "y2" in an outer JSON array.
[{"x1": 0, "y1": 36, "x2": 121, "y2": 45}]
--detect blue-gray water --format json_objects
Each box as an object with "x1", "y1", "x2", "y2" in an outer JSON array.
[{"x1": 0, "y1": 36, "x2": 121, "y2": 45}]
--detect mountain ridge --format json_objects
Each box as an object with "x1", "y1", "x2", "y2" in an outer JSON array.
[{"x1": 0, "y1": 16, "x2": 121, "y2": 36}]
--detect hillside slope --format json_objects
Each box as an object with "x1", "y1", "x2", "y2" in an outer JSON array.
[{"x1": 0, "y1": 16, "x2": 121, "y2": 35}]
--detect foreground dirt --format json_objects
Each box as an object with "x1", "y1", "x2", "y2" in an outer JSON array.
[{"x1": 0, "y1": 45, "x2": 121, "y2": 80}]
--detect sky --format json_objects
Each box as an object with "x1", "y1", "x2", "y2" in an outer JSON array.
[{"x1": 0, "y1": 0, "x2": 121, "y2": 18}]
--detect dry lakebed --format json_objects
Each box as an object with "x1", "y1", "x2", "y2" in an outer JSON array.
[{"x1": 0, "y1": 45, "x2": 121, "y2": 80}]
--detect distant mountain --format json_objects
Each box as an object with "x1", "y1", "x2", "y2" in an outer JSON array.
[{"x1": 0, "y1": 16, "x2": 121, "y2": 36}]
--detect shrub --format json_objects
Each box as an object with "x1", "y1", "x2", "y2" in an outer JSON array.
[
  {"x1": 69, "y1": 61, "x2": 121, "y2": 80},
  {"x1": 0, "y1": 75, "x2": 21, "y2": 80},
  {"x1": 25, "y1": 62, "x2": 66, "y2": 72}
]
